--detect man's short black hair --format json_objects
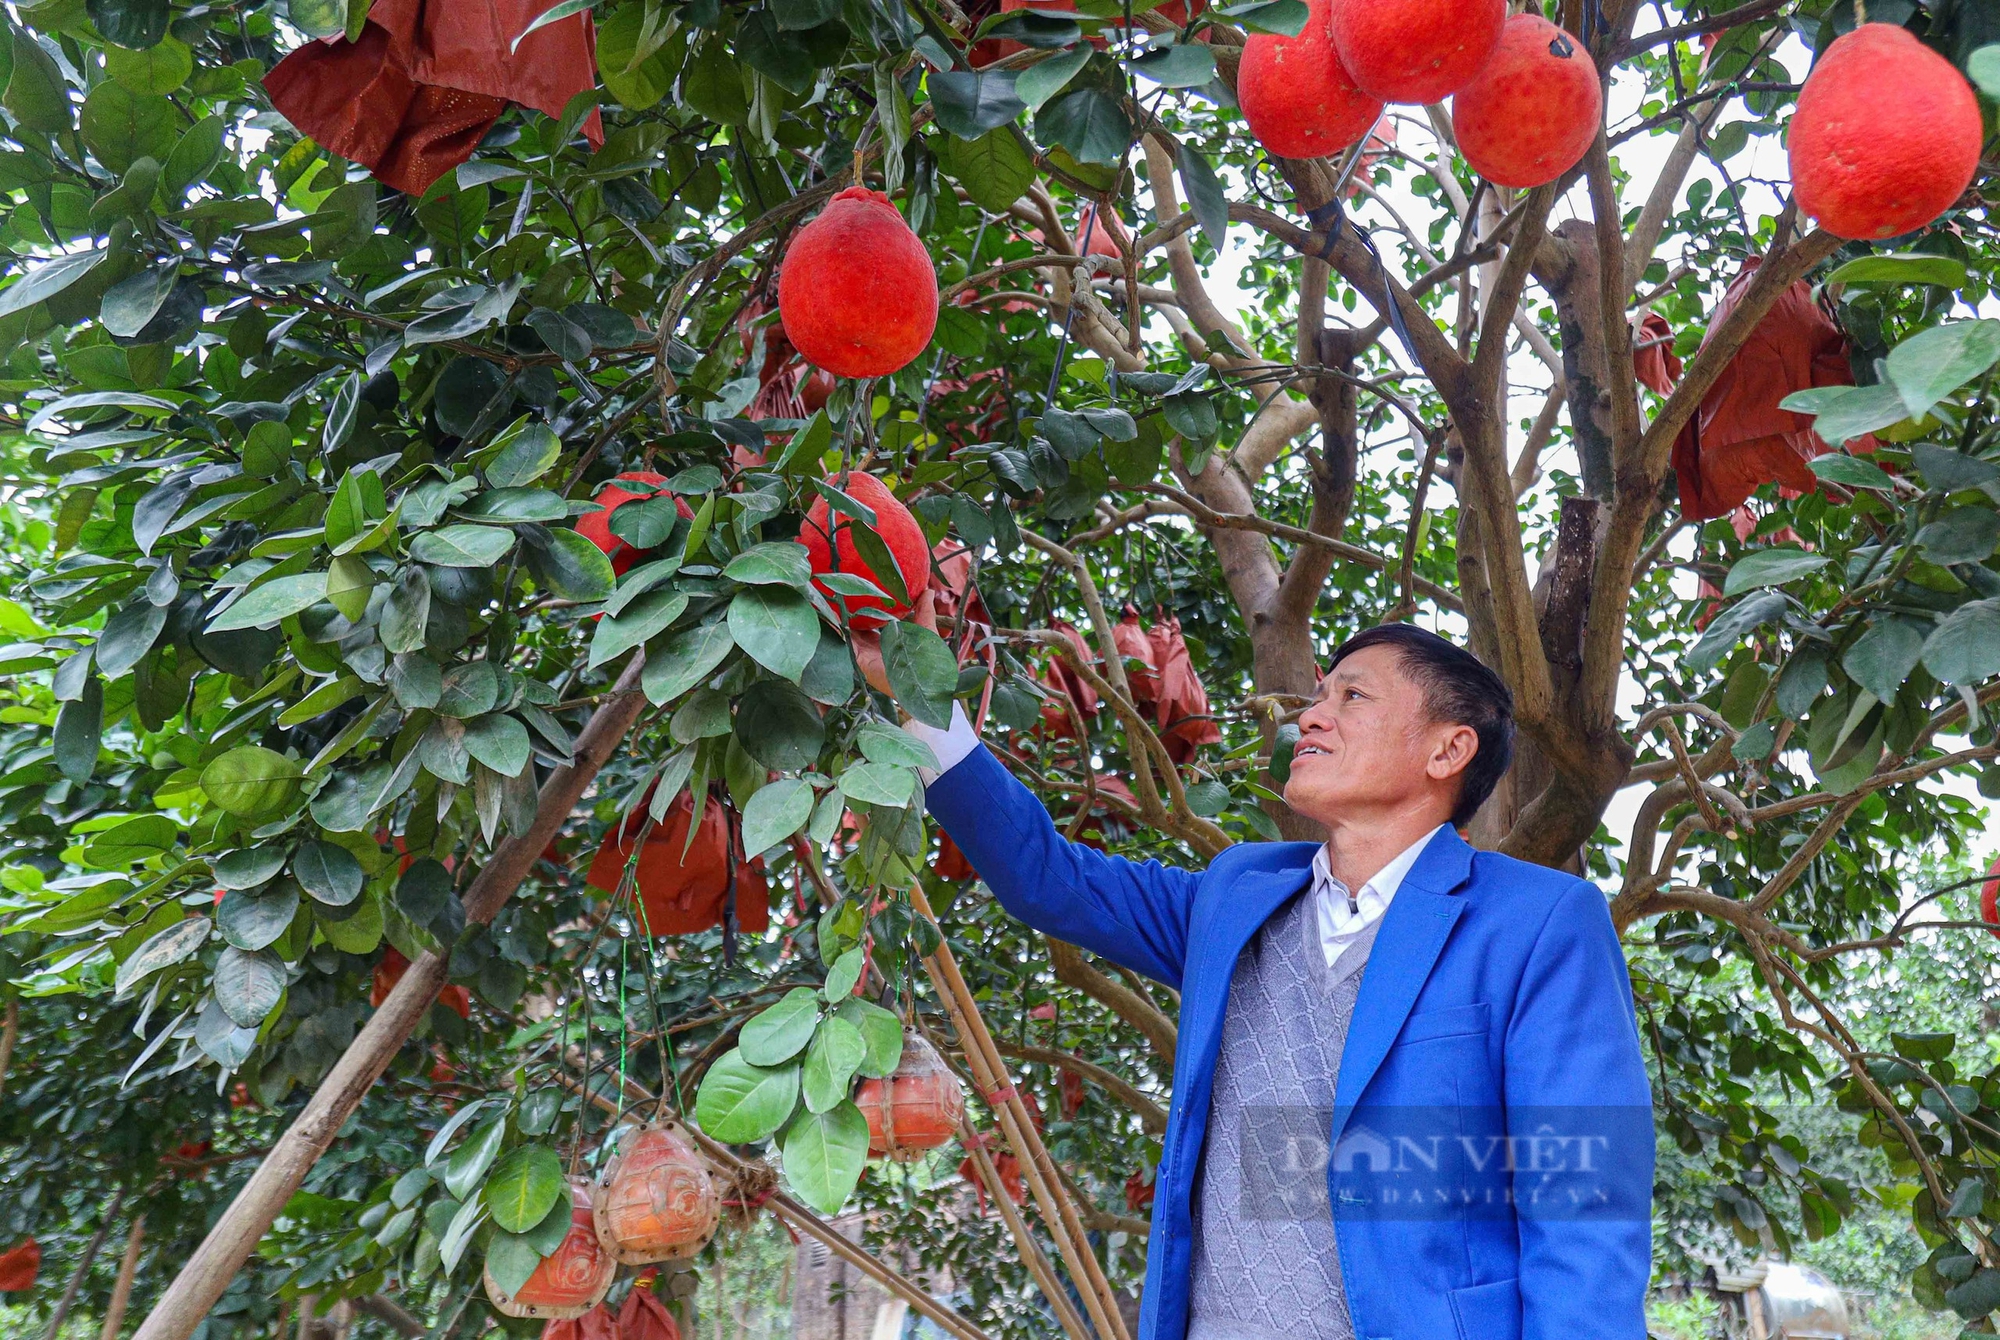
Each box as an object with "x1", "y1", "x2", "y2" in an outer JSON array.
[{"x1": 1325, "y1": 623, "x2": 1515, "y2": 828}]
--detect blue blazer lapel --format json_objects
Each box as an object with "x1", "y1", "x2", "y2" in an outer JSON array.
[
  {"x1": 1183, "y1": 854, "x2": 1316, "y2": 1055},
  {"x1": 1331, "y1": 829, "x2": 1474, "y2": 1142}
]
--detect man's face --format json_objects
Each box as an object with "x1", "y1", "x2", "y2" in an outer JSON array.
[{"x1": 1283, "y1": 645, "x2": 1466, "y2": 827}]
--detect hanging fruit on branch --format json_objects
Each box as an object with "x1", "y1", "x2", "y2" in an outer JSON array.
[
  {"x1": 616, "y1": 1282, "x2": 683, "y2": 1340},
  {"x1": 0, "y1": 1239, "x2": 38, "y2": 1292},
  {"x1": 1237, "y1": 0, "x2": 1382, "y2": 160},
  {"x1": 584, "y1": 789, "x2": 771, "y2": 938},
  {"x1": 1671, "y1": 258, "x2": 1878, "y2": 521},
  {"x1": 1114, "y1": 606, "x2": 1162, "y2": 706},
  {"x1": 1789, "y1": 23, "x2": 1982, "y2": 241},
  {"x1": 1329, "y1": 0, "x2": 1505, "y2": 105},
  {"x1": 1450, "y1": 14, "x2": 1601, "y2": 188},
  {"x1": 592, "y1": 1122, "x2": 721, "y2": 1265},
  {"x1": 1344, "y1": 122, "x2": 1399, "y2": 199},
  {"x1": 1038, "y1": 621, "x2": 1102, "y2": 740},
  {"x1": 854, "y1": 1030, "x2": 966, "y2": 1159},
  {"x1": 263, "y1": 0, "x2": 604, "y2": 196},
  {"x1": 1148, "y1": 614, "x2": 1222, "y2": 764},
  {"x1": 539, "y1": 1302, "x2": 617, "y2": 1340},
  {"x1": 800, "y1": 472, "x2": 931, "y2": 628},
  {"x1": 575, "y1": 474, "x2": 693, "y2": 576},
  {"x1": 778, "y1": 188, "x2": 940, "y2": 378},
  {"x1": 1633, "y1": 312, "x2": 1681, "y2": 395},
  {"x1": 485, "y1": 1180, "x2": 616, "y2": 1319}
]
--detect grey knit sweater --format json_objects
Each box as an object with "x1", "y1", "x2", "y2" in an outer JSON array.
[{"x1": 1187, "y1": 891, "x2": 1381, "y2": 1340}]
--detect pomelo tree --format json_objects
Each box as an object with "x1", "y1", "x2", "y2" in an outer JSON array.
[{"x1": 0, "y1": 0, "x2": 1996, "y2": 1333}]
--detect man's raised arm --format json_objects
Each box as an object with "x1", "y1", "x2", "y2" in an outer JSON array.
[{"x1": 907, "y1": 703, "x2": 1202, "y2": 990}]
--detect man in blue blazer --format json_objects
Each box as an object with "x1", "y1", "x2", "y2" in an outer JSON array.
[{"x1": 878, "y1": 621, "x2": 1653, "y2": 1340}]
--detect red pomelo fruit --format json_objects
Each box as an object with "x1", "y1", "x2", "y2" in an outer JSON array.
[
  {"x1": 575, "y1": 472, "x2": 692, "y2": 575},
  {"x1": 1239, "y1": 0, "x2": 1383, "y2": 160},
  {"x1": 1451, "y1": 14, "x2": 1602, "y2": 188},
  {"x1": 1329, "y1": 0, "x2": 1505, "y2": 104},
  {"x1": 778, "y1": 187, "x2": 939, "y2": 379},
  {"x1": 799, "y1": 472, "x2": 930, "y2": 628},
  {"x1": 1788, "y1": 23, "x2": 1982, "y2": 241},
  {"x1": 1982, "y1": 855, "x2": 2000, "y2": 941}
]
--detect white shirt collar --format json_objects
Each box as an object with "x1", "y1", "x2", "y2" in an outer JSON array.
[{"x1": 1310, "y1": 824, "x2": 1449, "y2": 968}]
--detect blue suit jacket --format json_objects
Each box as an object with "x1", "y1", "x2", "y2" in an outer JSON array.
[{"x1": 927, "y1": 744, "x2": 1653, "y2": 1340}]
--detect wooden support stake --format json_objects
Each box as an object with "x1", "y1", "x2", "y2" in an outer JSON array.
[
  {"x1": 133, "y1": 656, "x2": 653, "y2": 1340},
  {"x1": 955, "y1": 1114, "x2": 1092, "y2": 1340},
  {"x1": 97, "y1": 1213, "x2": 146, "y2": 1340},
  {"x1": 911, "y1": 887, "x2": 1133, "y2": 1340},
  {"x1": 47, "y1": 1190, "x2": 125, "y2": 1340}
]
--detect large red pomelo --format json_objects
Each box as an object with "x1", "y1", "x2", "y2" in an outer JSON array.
[
  {"x1": 1328, "y1": 0, "x2": 1504, "y2": 104},
  {"x1": 799, "y1": 472, "x2": 930, "y2": 628},
  {"x1": 1789, "y1": 23, "x2": 1982, "y2": 241},
  {"x1": 1239, "y1": 0, "x2": 1383, "y2": 160},
  {"x1": 1982, "y1": 855, "x2": 2000, "y2": 941},
  {"x1": 778, "y1": 187, "x2": 939, "y2": 379},
  {"x1": 1451, "y1": 14, "x2": 1601, "y2": 188},
  {"x1": 575, "y1": 472, "x2": 692, "y2": 575}
]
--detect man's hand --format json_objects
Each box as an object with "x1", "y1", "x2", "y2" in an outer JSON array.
[{"x1": 851, "y1": 588, "x2": 940, "y2": 697}]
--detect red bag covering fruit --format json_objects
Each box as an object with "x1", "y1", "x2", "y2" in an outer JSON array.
[
  {"x1": 0, "y1": 1240, "x2": 39, "y2": 1292},
  {"x1": 263, "y1": 0, "x2": 604, "y2": 197},
  {"x1": 1124, "y1": 1169, "x2": 1155, "y2": 1213},
  {"x1": 1038, "y1": 621, "x2": 1100, "y2": 739},
  {"x1": 1059, "y1": 1068, "x2": 1086, "y2": 1119},
  {"x1": 1979, "y1": 856, "x2": 2000, "y2": 941},
  {"x1": 372, "y1": 946, "x2": 472, "y2": 1019},
  {"x1": 1147, "y1": 614, "x2": 1221, "y2": 764},
  {"x1": 1633, "y1": 312, "x2": 1681, "y2": 396},
  {"x1": 1113, "y1": 606, "x2": 1161, "y2": 706},
  {"x1": 584, "y1": 791, "x2": 771, "y2": 938},
  {"x1": 1671, "y1": 258, "x2": 1879, "y2": 522},
  {"x1": 932, "y1": 832, "x2": 977, "y2": 882},
  {"x1": 540, "y1": 1304, "x2": 618, "y2": 1340},
  {"x1": 617, "y1": 1284, "x2": 682, "y2": 1340}
]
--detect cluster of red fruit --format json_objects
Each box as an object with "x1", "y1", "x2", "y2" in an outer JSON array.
[{"x1": 1237, "y1": 0, "x2": 1982, "y2": 240}]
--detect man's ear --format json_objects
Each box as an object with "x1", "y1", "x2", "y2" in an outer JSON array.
[{"x1": 1426, "y1": 723, "x2": 1480, "y2": 783}]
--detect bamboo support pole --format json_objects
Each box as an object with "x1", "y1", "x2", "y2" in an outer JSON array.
[
  {"x1": 133, "y1": 655, "x2": 653, "y2": 1340},
  {"x1": 955, "y1": 1114, "x2": 1092, "y2": 1340},
  {"x1": 97, "y1": 1214, "x2": 146, "y2": 1340},
  {"x1": 910, "y1": 887, "x2": 1132, "y2": 1340},
  {"x1": 47, "y1": 1190, "x2": 125, "y2": 1340}
]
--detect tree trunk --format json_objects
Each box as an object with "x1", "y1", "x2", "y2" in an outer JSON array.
[
  {"x1": 131, "y1": 655, "x2": 652, "y2": 1340},
  {"x1": 0, "y1": 997, "x2": 19, "y2": 1101},
  {"x1": 46, "y1": 1190, "x2": 124, "y2": 1340},
  {"x1": 96, "y1": 1214, "x2": 146, "y2": 1340}
]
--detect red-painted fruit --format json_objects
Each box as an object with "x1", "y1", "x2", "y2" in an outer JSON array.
[
  {"x1": 1451, "y1": 14, "x2": 1601, "y2": 188},
  {"x1": 575, "y1": 472, "x2": 691, "y2": 575},
  {"x1": 1329, "y1": 0, "x2": 1505, "y2": 104},
  {"x1": 778, "y1": 187, "x2": 939, "y2": 378},
  {"x1": 1238, "y1": 0, "x2": 1383, "y2": 160},
  {"x1": 1789, "y1": 23, "x2": 1982, "y2": 241},
  {"x1": 1981, "y1": 855, "x2": 2000, "y2": 941},
  {"x1": 799, "y1": 472, "x2": 930, "y2": 628}
]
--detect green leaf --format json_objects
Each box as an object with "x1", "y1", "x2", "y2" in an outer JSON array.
[
  {"x1": 96, "y1": 597, "x2": 168, "y2": 679},
  {"x1": 0, "y1": 250, "x2": 106, "y2": 322},
  {"x1": 695, "y1": 1049, "x2": 802, "y2": 1142},
  {"x1": 1917, "y1": 507, "x2": 2000, "y2": 566},
  {"x1": 1825, "y1": 252, "x2": 1969, "y2": 289},
  {"x1": 1132, "y1": 41, "x2": 1216, "y2": 88},
  {"x1": 105, "y1": 35, "x2": 192, "y2": 92},
  {"x1": 1016, "y1": 46, "x2": 1091, "y2": 113},
  {"x1": 79, "y1": 82, "x2": 177, "y2": 174},
  {"x1": 485, "y1": 422, "x2": 563, "y2": 488},
  {"x1": 729, "y1": 586, "x2": 821, "y2": 682},
  {"x1": 1722, "y1": 547, "x2": 1829, "y2": 595},
  {"x1": 590, "y1": 591, "x2": 688, "y2": 669},
  {"x1": 4, "y1": 30, "x2": 74, "y2": 134},
  {"x1": 81, "y1": 815, "x2": 176, "y2": 865},
  {"x1": 1215, "y1": 0, "x2": 1309, "y2": 33},
  {"x1": 1176, "y1": 139, "x2": 1229, "y2": 249},
  {"x1": 780, "y1": 1101, "x2": 870, "y2": 1214},
  {"x1": 484, "y1": 1145, "x2": 565, "y2": 1233},
  {"x1": 1969, "y1": 43, "x2": 2000, "y2": 98},
  {"x1": 834, "y1": 999, "x2": 905, "y2": 1078},
  {"x1": 293, "y1": 839, "x2": 364, "y2": 906},
  {"x1": 114, "y1": 915, "x2": 209, "y2": 996},
  {"x1": 214, "y1": 946, "x2": 286, "y2": 1026},
  {"x1": 1885, "y1": 319, "x2": 2000, "y2": 419},
  {"x1": 1777, "y1": 384, "x2": 1908, "y2": 447},
  {"x1": 1923, "y1": 599, "x2": 2000, "y2": 684},
  {"x1": 741, "y1": 986, "x2": 822, "y2": 1066},
  {"x1": 935, "y1": 127, "x2": 1036, "y2": 212},
  {"x1": 741, "y1": 776, "x2": 814, "y2": 854},
  {"x1": 216, "y1": 883, "x2": 299, "y2": 952},
  {"x1": 856, "y1": 720, "x2": 939, "y2": 771},
  {"x1": 1806, "y1": 453, "x2": 1895, "y2": 490},
  {"x1": 801, "y1": 1015, "x2": 867, "y2": 1113},
  {"x1": 53, "y1": 676, "x2": 102, "y2": 783},
  {"x1": 735, "y1": 678, "x2": 827, "y2": 770},
  {"x1": 1841, "y1": 616, "x2": 1925, "y2": 705},
  {"x1": 878, "y1": 619, "x2": 958, "y2": 728},
  {"x1": 928, "y1": 70, "x2": 1026, "y2": 138},
  {"x1": 724, "y1": 541, "x2": 815, "y2": 589},
  {"x1": 215, "y1": 848, "x2": 287, "y2": 889},
  {"x1": 208, "y1": 573, "x2": 329, "y2": 632},
  {"x1": 642, "y1": 618, "x2": 736, "y2": 705},
  {"x1": 460, "y1": 488, "x2": 568, "y2": 523},
  {"x1": 411, "y1": 525, "x2": 517, "y2": 568},
  {"x1": 380, "y1": 568, "x2": 431, "y2": 654},
  {"x1": 163, "y1": 115, "x2": 226, "y2": 199},
  {"x1": 99, "y1": 263, "x2": 176, "y2": 339},
  {"x1": 839, "y1": 760, "x2": 916, "y2": 808},
  {"x1": 822, "y1": 946, "x2": 864, "y2": 1003},
  {"x1": 1035, "y1": 86, "x2": 1131, "y2": 165},
  {"x1": 444, "y1": 1114, "x2": 508, "y2": 1201},
  {"x1": 484, "y1": 1232, "x2": 542, "y2": 1298},
  {"x1": 463, "y1": 714, "x2": 533, "y2": 778},
  {"x1": 527, "y1": 527, "x2": 617, "y2": 601},
  {"x1": 202, "y1": 747, "x2": 303, "y2": 818},
  {"x1": 1912, "y1": 443, "x2": 2000, "y2": 494}
]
